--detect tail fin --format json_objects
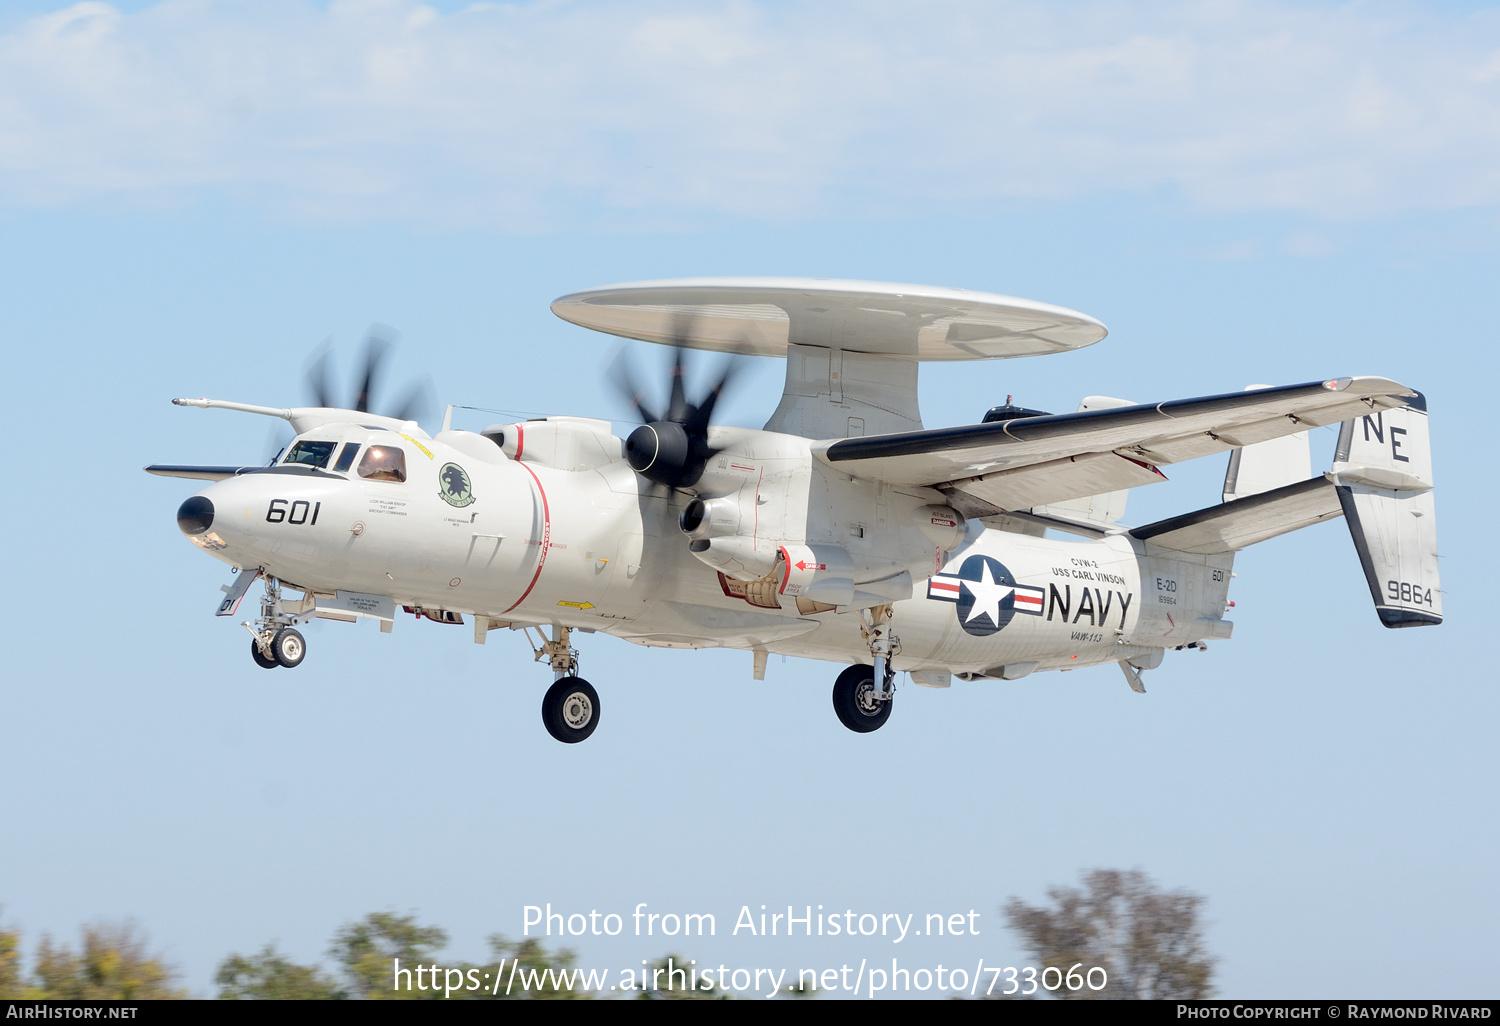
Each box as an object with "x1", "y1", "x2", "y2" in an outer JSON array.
[
  {"x1": 1330, "y1": 395, "x2": 1442, "y2": 627},
  {"x1": 1033, "y1": 396, "x2": 1136, "y2": 525},
  {"x1": 1223, "y1": 385, "x2": 1311, "y2": 502}
]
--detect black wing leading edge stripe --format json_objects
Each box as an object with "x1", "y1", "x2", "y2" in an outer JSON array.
[
  {"x1": 823, "y1": 380, "x2": 1336, "y2": 462},
  {"x1": 143, "y1": 465, "x2": 346, "y2": 480},
  {"x1": 143, "y1": 465, "x2": 256, "y2": 480}
]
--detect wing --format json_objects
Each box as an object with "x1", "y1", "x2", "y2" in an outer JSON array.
[{"x1": 815, "y1": 376, "x2": 1417, "y2": 514}]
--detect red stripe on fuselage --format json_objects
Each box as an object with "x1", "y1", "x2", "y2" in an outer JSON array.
[{"x1": 502, "y1": 460, "x2": 551, "y2": 615}]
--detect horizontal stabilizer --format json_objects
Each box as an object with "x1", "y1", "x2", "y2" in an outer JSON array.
[
  {"x1": 1331, "y1": 398, "x2": 1441, "y2": 627},
  {"x1": 1132, "y1": 477, "x2": 1343, "y2": 554}
]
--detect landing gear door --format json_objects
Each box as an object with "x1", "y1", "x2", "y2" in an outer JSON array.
[{"x1": 216, "y1": 568, "x2": 262, "y2": 616}]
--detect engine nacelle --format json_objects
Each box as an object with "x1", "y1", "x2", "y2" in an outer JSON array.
[
  {"x1": 488, "y1": 417, "x2": 621, "y2": 472},
  {"x1": 680, "y1": 494, "x2": 777, "y2": 579},
  {"x1": 686, "y1": 536, "x2": 779, "y2": 581}
]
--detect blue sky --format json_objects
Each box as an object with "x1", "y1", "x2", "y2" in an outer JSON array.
[{"x1": 0, "y1": 0, "x2": 1496, "y2": 1000}]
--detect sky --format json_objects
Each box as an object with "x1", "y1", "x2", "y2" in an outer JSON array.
[{"x1": 0, "y1": 0, "x2": 1497, "y2": 1001}]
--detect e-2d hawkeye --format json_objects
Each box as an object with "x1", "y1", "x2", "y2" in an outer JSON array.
[{"x1": 150, "y1": 279, "x2": 1441, "y2": 743}]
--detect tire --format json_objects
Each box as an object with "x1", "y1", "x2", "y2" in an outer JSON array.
[
  {"x1": 250, "y1": 638, "x2": 279, "y2": 670},
  {"x1": 542, "y1": 677, "x2": 600, "y2": 744},
  {"x1": 832, "y1": 664, "x2": 892, "y2": 733},
  {"x1": 271, "y1": 628, "x2": 306, "y2": 668}
]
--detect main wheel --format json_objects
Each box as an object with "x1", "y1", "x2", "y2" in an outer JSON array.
[
  {"x1": 271, "y1": 628, "x2": 306, "y2": 668},
  {"x1": 250, "y1": 639, "x2": 279, "y2": 670},
  {"x1": 542, "y1": 677, "x2": 600, "y2": 744},
  {"x1": 832, "y1": 664, "x2": 892, "y2": 733}
]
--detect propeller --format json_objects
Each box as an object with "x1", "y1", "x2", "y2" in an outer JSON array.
[
  {"x1": 610, "y1": 321, "x2": 744, "y2": 490},
  {"x1": 263, "y1": 327, "x2": 435, "y2": 464},
  {"x1": 307, "y1": 327, "x2": 435, "y2": 424}
]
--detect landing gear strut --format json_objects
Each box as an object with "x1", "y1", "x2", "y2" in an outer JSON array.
[
  {"x1": 242, "y1": 574, "x2": 313, "y2": 669},
  {"x1": 529, "y1": 625, "x2": 600, "y2": 743}
]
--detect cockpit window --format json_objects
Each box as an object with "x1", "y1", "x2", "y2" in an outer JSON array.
[
  {"x1": 284, "y1": 440, "x2": 337, "y2": 468},
  {"x1": 332, "y1": 442, "x2": 361, "y2": 473},
  {"x1": 357, "y1": 445, "x2": 407, "y2": 483}
]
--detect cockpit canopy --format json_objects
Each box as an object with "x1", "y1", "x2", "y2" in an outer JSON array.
[
  {"x1": 357, "y1": 445, "x2": 406, "y2": 482},
  {"x1": 280, "y1": 429, "x2": 408, "y2": 483},
  {"x1": 283, "y1": 439, "x2": 339, "y2": 468}
]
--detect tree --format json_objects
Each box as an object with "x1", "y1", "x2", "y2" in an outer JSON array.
[
  {"x1": 28, "y1": 924, "x2": 184, "y2": 1000},
  {"x1": 0, "y1": 921, "x2": 26, "y2": 999},
  {"x1": 632, "y1": 954, "x2": 728, "y2": 1000},
  {"x1": 214, "y1": 915, "x2": 590, "y2": 1000},
  {"x1": 487, "y1": 935, "x2": 588, "y2": 1000},
  {"x1": 215, "y1": 945, "x2": 345, "y2": 999},
  {"x1": 1003, "y1": 869, "x2": 1215, "y2": 999},
  {"x1": 329, "y1": 912, "x2": 449, "y2": 1000}
]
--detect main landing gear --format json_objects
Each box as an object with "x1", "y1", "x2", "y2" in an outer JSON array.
[
  {"x1": 532, "y1": 625, "x2": 600, "y2": 744},
  {"x1": 833, "y1": 604, "x2": 901, "y2": 733},
  {"x1": 243, "y1": 574, "x2": 312, "y2": 669}
]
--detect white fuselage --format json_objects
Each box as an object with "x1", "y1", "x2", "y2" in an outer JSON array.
[{"x1": 184, "y1": 418, "x2": 1235, "y2": 680}]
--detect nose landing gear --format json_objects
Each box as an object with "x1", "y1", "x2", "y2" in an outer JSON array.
[{"x1": 242, "y1": 574, "x2": 314, "y2": 669}]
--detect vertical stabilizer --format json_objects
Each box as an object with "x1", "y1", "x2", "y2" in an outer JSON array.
[
  {"x1": 1223, "y1": 386, "x2": 1311, "y2": 502},
  {"x1": 1033, "y1": 395, "x2": 1135, "y2": 524},
  {"x1": 1330, "y1": 395, "x2": 1441, "y2": 627}
]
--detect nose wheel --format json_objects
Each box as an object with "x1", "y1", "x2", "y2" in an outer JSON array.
[
  {"x1": 542, "y1": 677, "x2": 600, "y2": 744},
  {"x1": 248, "y1": 628, "x2": 306, "y2": 669},
  {"x1": 271, "y1": 628, "x2": 306, "y2": 668},
  {"x1": 250, "y1": 639, "x2": 279, "y2": 670}
]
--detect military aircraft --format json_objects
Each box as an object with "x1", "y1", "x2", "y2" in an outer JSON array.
[{"x1": 149, "y1": 279, "x2": 1440, "y2": 743}]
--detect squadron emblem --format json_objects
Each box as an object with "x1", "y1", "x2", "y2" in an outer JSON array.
[{"x1": 437, "y1": 462, "x2": 475, "y2": 508}]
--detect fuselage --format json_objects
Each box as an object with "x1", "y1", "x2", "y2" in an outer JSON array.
[{"x1": 180, "y1": 417, "x2": 1235, "y2": 680}]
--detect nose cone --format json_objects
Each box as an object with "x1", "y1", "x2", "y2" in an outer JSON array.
[{"x1": 177, "y1": 495, "x2": 215, "y2": 535}]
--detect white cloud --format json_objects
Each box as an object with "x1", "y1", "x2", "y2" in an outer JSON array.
[{"x1": 1, "y1": 0, "x2": 1498, "y2": 227}]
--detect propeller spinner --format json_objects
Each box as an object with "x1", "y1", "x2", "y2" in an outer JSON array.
[{"x1": 613, "y1": 341, "x2": 741, "y2": 490}]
